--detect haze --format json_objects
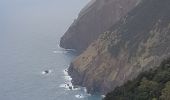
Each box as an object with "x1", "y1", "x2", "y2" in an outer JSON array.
[{"x1": 0, "y1": 0, "x2": 89, "y2": 37}]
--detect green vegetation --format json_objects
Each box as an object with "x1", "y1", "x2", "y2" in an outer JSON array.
[{"x1": 104, "y1": 58, "x2": 170, "y2": 100}]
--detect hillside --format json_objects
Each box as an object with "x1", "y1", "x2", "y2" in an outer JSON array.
[
  {"x1": 104, "y1": 58, "x2": 170, "y2": 100},
  {"x1": 60, "y1": 0, "x2": 139, "y2": 52},
  {"x1": 68, "y1": 0, "x2": 170, "y2": 94}
]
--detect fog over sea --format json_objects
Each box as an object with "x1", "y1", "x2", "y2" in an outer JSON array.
[{"x1": 0, "y1": 0, "x2": 101, "y2": 100}]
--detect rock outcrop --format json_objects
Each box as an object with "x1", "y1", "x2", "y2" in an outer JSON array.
[
  {"x1": 68, "y1": 0, "x2": 170, "y2": 94},
  {"x1": 60, "y1": 0, "x2": 139, "y2": 52}
]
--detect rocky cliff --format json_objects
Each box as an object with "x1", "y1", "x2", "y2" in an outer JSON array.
[
  {"x1": 60, "y1": 0, "x2": 139, "y2": 52},
  {"x1": 68, "y1": 0, "x2": 170, "y2": 94}
]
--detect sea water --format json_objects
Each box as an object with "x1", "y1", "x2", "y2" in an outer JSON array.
[{"x1": 0, "y1": 0, "x2": 102, "y2": 100}]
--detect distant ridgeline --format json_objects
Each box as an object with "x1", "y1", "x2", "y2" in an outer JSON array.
[{"x1": 104, "y1": 58, "x2": 170, "y2": 100}]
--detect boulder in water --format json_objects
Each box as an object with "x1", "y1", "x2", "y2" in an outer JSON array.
[{"x1": 42, "y1": 70, "x2": 52, "y2": 75}]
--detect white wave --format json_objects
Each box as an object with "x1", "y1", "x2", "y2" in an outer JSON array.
[
  {"x1": 101, "y1": 95, "x2": 106, "y2": 98},
  {"x1": 63, "y1": 68, "x2": 72, "y2": 81},
  {"x1": 62, "y1": 48, "x2": 76, "y2": 52},
  {"x1": 71, "y1": 86, "x2": 81, "y2": 91},
  {"x1": 53, "y1": 50, "x2": 68, "y2": 54},
  {"x1": 63, "y1": 69, "x2": 68, "y2": 76},
  {"x1": 60, "y1": 67, "x2": 94, "y2": 99},
  {"x1": 75, "y1": 94, "x2": 85, "y2": 99},
  {"x1": 59, "y1": 82, "x2": 81, "y2": 91},
  {"x1": 60, "y1": 68, "x2": 82, "y2": 91},
  {"x1": 59, "y1": 84, "x2": 66, "y2": 88},
  {"x1": 83, "y1": 87, "x2": 87, "y2": 93},
  {"x1": 53, "y1": 47, "x2": 76, "y2": 54},
  {"x1": 64, "y1": 76, "x2": 72, "y2": 81}
]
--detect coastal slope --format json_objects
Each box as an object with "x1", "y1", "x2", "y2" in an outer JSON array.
[
  {"x1": 68, "y1": 0, "x2": 170, "y2": 94},
  {"x1": 104, "y1": 58, "x2": 170, "y2": 100},
  {"x1": 60, "y1": 0, "x2": 139, "y2": 52}
]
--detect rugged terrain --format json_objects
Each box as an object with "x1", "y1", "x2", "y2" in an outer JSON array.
[
  {"x1": 68, "y1": 0, "x2": 170, "y2": 94},
  {"x1": 104, "y1": 58, "x2": 170, "y2": 100},
  {"x1": 60, "y1": 0, "x2": 139, "y2": 52}
]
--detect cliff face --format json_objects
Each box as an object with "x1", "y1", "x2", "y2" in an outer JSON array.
[
  {"x1": 60, "y1": 0, "x2": 139, "y2": 52},
  {"x1": 68, "y1": 0, "x2": 170, "y2": 94}
]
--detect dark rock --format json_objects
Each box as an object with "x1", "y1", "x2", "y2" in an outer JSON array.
[
  {"x1": 44, "y1": 70, "x2": 49, "y2": 74},
  {"x1": 69, "y1": 86, "x2": 73, "y2": 90}
]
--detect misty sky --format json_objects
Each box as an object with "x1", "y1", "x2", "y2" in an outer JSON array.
[{"x1": 0, "y1": 0, "x2": 89, "y2": 38}]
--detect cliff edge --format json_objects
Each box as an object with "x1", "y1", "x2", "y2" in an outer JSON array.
[{"x1": 60, "y1": 0, "x2": 139, "y2": 52}]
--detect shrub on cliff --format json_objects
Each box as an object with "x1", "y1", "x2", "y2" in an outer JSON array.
[{"x1": 104, "y1": 58, "x2": 170, "y2": 100}]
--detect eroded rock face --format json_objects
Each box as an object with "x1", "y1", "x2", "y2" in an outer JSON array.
[
  {"x1": 68, "y1": 0, "x2": 170, "y2": 94},
  {"x1": 60, "y1": 0, "x2": 139, "y2": 52}
]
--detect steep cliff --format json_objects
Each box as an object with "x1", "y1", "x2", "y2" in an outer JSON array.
[
  {"x1": 68, "y1": 0, "x2": 170, "y2": 94},
  {"x1": 60, "y1": 0, "x2": 139, "y2": 52}
]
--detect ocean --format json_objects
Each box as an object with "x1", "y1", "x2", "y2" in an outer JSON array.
[{"x1": 0, "y1": 0, "x2": 101, "y2": 100}]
